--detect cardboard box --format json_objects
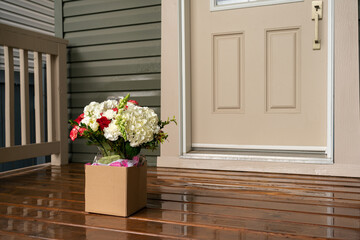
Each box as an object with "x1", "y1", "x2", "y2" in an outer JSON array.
[{"x1": 85, "y1": 163, "x2": 147, "y2": 217}]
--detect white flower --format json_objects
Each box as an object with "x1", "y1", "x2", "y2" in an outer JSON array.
[
  {"x1": 81, "y1": 116, "x2": 99, "y2": 132},
  {"x1": 104, "y1": 121, "x2": 122, "y2": 141},
  {"x1": 84, "y1": 102, "x2": 99, "y2": 117},
  {"x1": 83, "y1": 100, "x2": 118, "y2": 119},
  {"x1": 120, "y1": 105, "x2": 159, "y2": 147}
]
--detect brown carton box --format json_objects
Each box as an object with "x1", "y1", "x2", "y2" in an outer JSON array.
[{"x1": 85, "y1": 163, "x2": 147, "y2": 217}]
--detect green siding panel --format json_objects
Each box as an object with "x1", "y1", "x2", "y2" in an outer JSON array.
[
  {"x1": 70, "y1": 57, "x2": 160, "y2": 77},
  {"x1": 64, "y1": 6, "x2": 161, "y2": 32},
  {"x1": 2, "y1": 0, "x2": 54, "y2": 18},
  {"x1": 69, "y1": 40, "x2": 160, "y2": 62},
  {"x1": 69, "y1": 74, "x2": 160, "y2": 92},
  {"x1": 63, "y1": 0, "x2": 161, "y2": 17},
  {"x1": 70, "y1": 90, "x2": 160, "y2": 108},
  {"x1": 65, "y1": 23, "x2": 161, "y2": 47}
]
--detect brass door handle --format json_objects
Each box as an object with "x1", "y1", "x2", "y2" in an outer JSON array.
[{"x1": 312, "y1": 1, "x2": 322, "y2": 50}]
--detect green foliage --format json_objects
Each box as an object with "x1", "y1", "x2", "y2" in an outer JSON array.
[{"x1": 124, "y1": 142, "x2": 141, "y2": 159}]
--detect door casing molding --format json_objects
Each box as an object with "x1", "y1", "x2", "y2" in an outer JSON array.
[
  {"x1": 210, "y1": 0, "x2": 304, "y2": 12},
  {"x1": 178, "y1": 0, "x2": 334, "y2": 164}
]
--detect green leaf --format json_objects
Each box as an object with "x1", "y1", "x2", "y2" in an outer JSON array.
[{"x1": 125, "y1": 142, "x2": 141, "y2": 159}]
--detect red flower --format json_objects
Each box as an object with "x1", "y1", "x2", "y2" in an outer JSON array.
[
  {"x1": 74, "y1": 113, "x2": 84, "y2": 125},
  {"x1": 97, "y1": 116, "x2": 111, "y2": 130},
  {"x1": 128, "y1": 100, "x2": 139, "y2": 105},
  {"x1": 112, "y1": 108, "x2": 118, "y2": 113},
  {"x1": 70, "y1": 127, "x2": 79, "y2": 141},
  {"x1": 78, "y1": 127, "x2": 87, "y2": 136}
]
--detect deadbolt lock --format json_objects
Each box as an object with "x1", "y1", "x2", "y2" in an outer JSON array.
[{"x1": 312, "y1": 1, "x2": 323, "y2": 20}]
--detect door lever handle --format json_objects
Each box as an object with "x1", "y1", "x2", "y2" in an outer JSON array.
[{"x1": 312, "y1": 1, "x2": 323, "y2": 50}]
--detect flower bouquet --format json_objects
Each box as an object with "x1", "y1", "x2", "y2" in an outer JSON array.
[
  {"x1": 69, "y1": 94, "x2": 176, "y2": 167},
  {"x1": 70, "y1": 94, "x2": 176, "y2": 217}
]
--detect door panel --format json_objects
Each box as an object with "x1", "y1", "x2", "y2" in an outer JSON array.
[{"x1": 191, "y1": 0, "x2": 328, "y2": 149}]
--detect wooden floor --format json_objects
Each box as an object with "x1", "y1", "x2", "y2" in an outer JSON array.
[{"x1": 0, "y1": 164, "x2": 359, "y2": 240}]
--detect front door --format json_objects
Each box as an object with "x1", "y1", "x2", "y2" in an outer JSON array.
[{"x1": 191, "y1": 0, "x2": 328, "y2": 153}]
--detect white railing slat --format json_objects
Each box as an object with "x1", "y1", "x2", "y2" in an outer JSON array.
[
  {"x1": 4, "y1": 46, "x2": 15, "y2": 147},
  {"x1": 20, "y1": 49, "x2": 30, "y2": 145},
  {"x1": 46, "y1": 54, "x2": 55, "y2": 142},
  {"x1": 34, "y1": 52, "x2": 44, "y2": 143}
]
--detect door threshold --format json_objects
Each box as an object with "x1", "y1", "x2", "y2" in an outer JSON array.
[{"x1": 181, "y1": 150, "x2": 333, "y2": 164}]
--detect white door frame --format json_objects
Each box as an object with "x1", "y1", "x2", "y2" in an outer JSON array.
[{"x1": 178, "y1": 0, "x2": 334, "y2": 164}]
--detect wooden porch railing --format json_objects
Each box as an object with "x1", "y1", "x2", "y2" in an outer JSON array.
[{"x1": 0, "y1": 23, "x2": 68, "y2": 166}]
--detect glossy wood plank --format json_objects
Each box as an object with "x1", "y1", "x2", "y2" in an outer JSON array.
[
  {"x1": 148, "y1": 169, "x2": 360, "y2": 187},
  {"x1": 0, "y1": 164, "x2": 360, "y2": 239},
  {"x1": 147, "y1": 177, "x2": 360, "y2": 201},
  {"x1": 153, "y1": 167, "x2": 360, "y2": 183}
]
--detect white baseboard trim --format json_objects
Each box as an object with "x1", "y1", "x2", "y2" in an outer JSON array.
[{"x1": 192, "y1": 143, "x2": 327, "y2": 153}]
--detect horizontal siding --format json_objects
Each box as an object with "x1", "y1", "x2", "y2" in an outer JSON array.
[
  {"x1": 70, "y1": 90, "x2": 160, "y2": 108},
  {"x1": 69, "y1": 40, "x2": 160, "y2": 62},
  {"x1": 0, "y1": 0, "x2": 54, "y2": 71},
  {"x1": 63, "y1": 0, "x2": 161, "y2": 17},
  {"x1": 62, "y1": 0, "x2": 162, "y2": 164},
  {"x1": 64, "y1": 23, "x2": 161, "y2": 47},
  {"x1": 69, "y1": 74, "x2": 161, "y2": 92},
  {"x1": 69, "y1": 57, "x2": 160, "y2": 77},
  {"x1": 64, "y1": 6, "x2": 161, "y2": 32},
  {"x1": 1, "y1": 0, "x2": 54, "y2": 17}
]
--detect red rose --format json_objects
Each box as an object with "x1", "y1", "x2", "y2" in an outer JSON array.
[
  {"x1": 74, "y1": 113, "x2": 84, "y2": 125},
  {"x1": 97, "y1": 116, "x2": 111, "y2": 130},
  {"x1": 128, "y1": 100, "x2": 139, "y2": 105},
  {"x1": 70, "y1": 127, "x2": 78, "y2": 141},
  {"x1": 112, "y1": 108, "x2": 118, "y2": 113}
]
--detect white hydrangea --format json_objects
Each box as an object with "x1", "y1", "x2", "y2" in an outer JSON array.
[
  {"x1": 104, "y1": 121, "x2": 122, "y2": 141},
  {"x1": 122, "y1": 104, "x2": 160, "y2": 147},
  {"x1": 100, "y1": 100, "x2": 118, "y2": 111},
  {"x1": 103, "y1": 109, "x2": 117, "y2": 120}
]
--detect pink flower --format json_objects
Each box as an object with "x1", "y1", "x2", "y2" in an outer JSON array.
[
  {"x1": 96, "y1": 116, "x2": 111, "y2": 130},
  {"x1": 70, "y1": 126, "x2": 79, "y2": 141},
  {"x1": 78, "y1": 127, "x2": 87, "y2": 136}
]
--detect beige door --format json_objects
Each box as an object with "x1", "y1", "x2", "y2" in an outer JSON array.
[{"x1": 191, "y1": 0, "x2": 328, "y2": 152}]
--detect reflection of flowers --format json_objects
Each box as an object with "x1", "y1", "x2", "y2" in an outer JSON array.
[{"x1": 69, "y1": 94, "x2": 176, "y2": 161}]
